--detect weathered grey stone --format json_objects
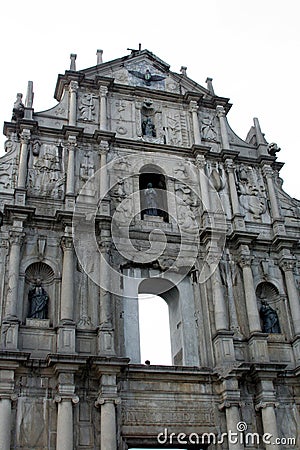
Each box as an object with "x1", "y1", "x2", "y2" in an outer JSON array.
[{"x1": 0, "y1": 48, "x2": 299, "y2": 449}]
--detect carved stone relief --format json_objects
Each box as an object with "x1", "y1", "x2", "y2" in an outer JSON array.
[
  {"x1": 78, "y1": 93, "x2": 98, "y2": 122},
  {"x1": 28, "y1": 144, "x2": 65, "y2": 199},
  {"x1": 236, "y1": 164, "x2": 268, "y2": 221}
]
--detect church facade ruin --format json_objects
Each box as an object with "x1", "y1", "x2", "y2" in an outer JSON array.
[{"x1": 0, "y1": 48, "x2": 299, "y2": 449}]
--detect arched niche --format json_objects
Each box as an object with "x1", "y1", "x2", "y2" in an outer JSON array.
[
  {"x1": 256, "y1": 282, "x2": 282, "y2": 334},
  {"x1": 23, "y1": 262, "x2": 54, "y2": 324},
  {"x1": 139, "y1": 164, "x2": 168, "y2": 222}
]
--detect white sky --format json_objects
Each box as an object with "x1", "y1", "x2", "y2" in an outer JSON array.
[{"x1": 1, "y1": 0, "x2": 299, "y2": 199}]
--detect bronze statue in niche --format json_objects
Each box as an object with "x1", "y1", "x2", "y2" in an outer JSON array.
[{"x1": 28, "y1": 278, "x2": 49, "y2": 319}]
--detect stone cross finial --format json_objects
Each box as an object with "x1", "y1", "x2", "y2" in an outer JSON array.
[
  {"x1": 96, "y1": 49, "x2": 103, "y2": 65},
  {"x1": 70, "y1": 53, "x2": 77, "y2": 71}
]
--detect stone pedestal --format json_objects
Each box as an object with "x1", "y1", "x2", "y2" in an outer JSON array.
[
  {"x1": 213, "y1": 332, "x2": 235, "y2": 364},
  {"x1": 57, "y1": 325, "x2": 76, "y2": 353},
  {"x1": 248, "y1": 333, "x2": 269, "y2": 362}
]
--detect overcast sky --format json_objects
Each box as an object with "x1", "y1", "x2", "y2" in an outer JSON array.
[{"x1": 1, "y1": 0, "x2": 299, "y2": 199}]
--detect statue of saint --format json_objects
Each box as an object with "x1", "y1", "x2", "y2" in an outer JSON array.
[
  {"x1": 259, "y1": 300, "x2": 281, "y2": 333},
  {"x1": 28, "y1": 278, "x2": 49, "y2": 319},
  {"x1": 143, "y1": 182, "x2": 158, "y2": 216},
  {"x1": 142, "y1": 117, "x2": 156, "y2": 137}
]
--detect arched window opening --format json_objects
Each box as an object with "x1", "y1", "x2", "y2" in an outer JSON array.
[
  {"x1": 139, "y1": 171, "x2": 168, "y2": 222},
  {"x1": 138, "y1": 278, "x2": 181, "y2": 366},
  {"x1": 138, "y1": 294, "x2": 172, "y2": 366}
]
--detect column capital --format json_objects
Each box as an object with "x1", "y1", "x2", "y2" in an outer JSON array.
[
  {"x1": 54, "y1": 394, "x2": 79, "y2": 404},
  {"x1": 189, "y1": 100, "x2": 198, "y2": 113},
  {"x1": 69, "y1": 80, "x2": 79, "y2": 94},
  {"x1": 218, "y1": 400, "x2": 240, "y2": 411},
  {"x1": 95, "y1": 395, "x2": 121, "y2": 408},
  {"x1": 20, "y1": 128, "x2": 31, "y2": 144},
  {"x1": 65, "y1": 134, "x2": 77, "y2": 148},
  {"x1": 195, "y1": 154, "x2": 206, "y2": 169},
  {"x1": 99, "y1": 85, "x2": 108, "y2": 97},
  {"x1": 237, "y1": 245, "x2": 252, "y2": 268},
  {"x1": 9, "y1": 230, "x2": 25, "y2": 246},
  {"x1": 224, "y1": 158, "x2": 235, "y2": 171},
  {"x1": 262, "y1": 164, "x2": 274, "y2": 178},
  {"x1": 279, "y1": 257, "x2": 296, "y2": 272},
  {"x1": 61, "y1": 236, "x2": 74, "y2": 252},
  {"x1": 255, "y1": 401, "x2": 279, "y2": 411},
  {"x1": 216, "y1": 105, "x2": 226, "y2": 118},
  {"x1": 98, "y1": 140, "x2": 109, "y2": 155}
]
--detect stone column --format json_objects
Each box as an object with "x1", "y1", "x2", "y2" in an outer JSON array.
[
  {"x1": 55, "y1": 370, "x2": 79, "y2": 450},
  {"x1": 262, "y1": 165, "x2": 280, "y2": 220},
  {"x1": 256, "y1": 402, "x2": 280, "y2": 450},
  {"x1": 95, "y1": 373, "x2": 119, "y2": 450},
  {"x1": 224, "y1": 403, "x2": 244, "y2": 450},
  {"x1": 96, "y1": 398, "x2": 118, "y2": 450},
  {"x1": 68, "y1": 81, "x2": 78, "y2": 127},
  {"x1": 279, "y1": 256, "x2": 300, "y2": 335},
  {"x1": 219, "y1": 378, "x2": 243, "y2": 450},
  {"x1": 238, "y1": 246, "x2": 261, "y2": 334},
  {"x1": 98, "y1": 230, "x2": 115, "y2": 355},
  {"x1": 0, "y1": 397, "x2": 13, "y2": 450},
  {"x1": 216, "y1": 105, "x2": 230, "y2": 150},
  {"x1": 56, "y1": 396, "x2": 79, "y2": 450},
  {"x1": 224, "y1": 158, "x2": 240, "y2": 217},
  {"x1": 0, "y1": 364, "x2": 18, "y2": 450},
  {"x1": 100, "y1": 86, "x2": 108, "y2": 130},
  {"x1": 210, "y1": 263, "x2": 228, "y2": 332},
  {"x1": 58, "y1": 234, "x2": 75, "y2": 353},
  {"x1": 195, "y1": 154, "x2": 210, "y2": 211},
  {"x1": 189, "y1": 100, "x2": 201, "y2": 145},
  {"x1": 60, "y1": 236, "x2": 74, "y2": 323},
  {"x1": 17, "y1": 129, "x2": 31, "y2": 189},
  {"x1": 65, "y1": 135, "x2": 77, "y2": 195},
  {"x1": 99, "y1": 140, "x2": 109, "y2": 198},
  {"x1": 5, "y1": 231, "x2": 24, "y2": 320}
]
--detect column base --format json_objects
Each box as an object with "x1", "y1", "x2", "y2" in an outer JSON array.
[
  {"x1": 248, "y1": 332, "x2": 269, "y2": 362},
  {"x1": 97, "y1": 329, "x2": 115, "y2": 355},
  {"x1": 1, "y1": 319, "x2": 19, "y2": 350},
  {"x1": 57, "y1": 324, "x2": 76, "y2": 353}
]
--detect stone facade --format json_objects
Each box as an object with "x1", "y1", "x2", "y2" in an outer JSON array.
[{"x1": 0, "y1": 48, "x2": 299, "y2": 449}]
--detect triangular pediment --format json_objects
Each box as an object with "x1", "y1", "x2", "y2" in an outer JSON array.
[{"x1": 80, "y1": 49, "x2": 211, "y2": 96}]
